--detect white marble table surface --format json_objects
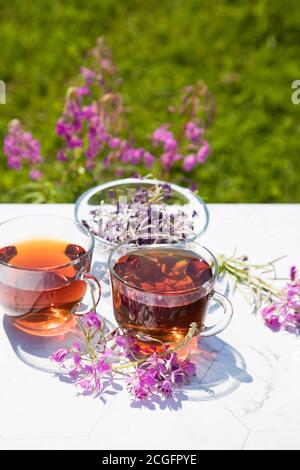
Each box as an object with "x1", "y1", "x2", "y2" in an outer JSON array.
[{"x1": 0, "y1": 204, "x2": 299, "y2": 451}]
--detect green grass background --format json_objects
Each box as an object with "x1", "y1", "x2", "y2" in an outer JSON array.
[{"x1": 0, "y1": 0, "x2": 299, "y2": 203}]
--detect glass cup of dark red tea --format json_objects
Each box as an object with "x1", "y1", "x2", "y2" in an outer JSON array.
[
  {"x1": 109, "y1": 237, "x2": 233, "y2": 351},
  {"x1": 0, "y1": 214, "x2": 101, "y2": 336}
]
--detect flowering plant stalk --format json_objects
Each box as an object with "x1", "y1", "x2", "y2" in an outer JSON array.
[
  {"x1": 51, "y1": 311, "x2": 197, "y2": 401},
  {"x1": 218, "y1": 254, "x2": 300, "y2": 333},
  {"x1": 3, "y1": 37, "x2": 214, "y2": 202}
]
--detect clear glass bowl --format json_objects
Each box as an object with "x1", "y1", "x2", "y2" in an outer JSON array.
[{"x1": 74, "y1": 178, "x2": 209, "y2": 248}]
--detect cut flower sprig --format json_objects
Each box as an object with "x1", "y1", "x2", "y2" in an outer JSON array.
[
  {"x1": 50, "y1": 312, "x2": 198, "y2": 401},
  {"x1": 217, "y1": 253, "x2": 300, "y2": 333}
]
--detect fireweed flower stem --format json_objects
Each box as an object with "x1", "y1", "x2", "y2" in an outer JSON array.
[
  {"x1": 217, "y1": 255, "x2": 300, "y2": 334},
  {"x1": 77, "y1": 318, "x2": 97, "y2": 360},
  {"x1": 218, "y1": 254, "x2": 283, "y2": 300}
]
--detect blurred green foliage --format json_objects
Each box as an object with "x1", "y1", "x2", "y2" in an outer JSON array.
[{"x1": 0, "y1": 0, "x2": 299, "y2": 203}]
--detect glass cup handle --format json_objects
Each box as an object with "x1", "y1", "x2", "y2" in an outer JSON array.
[
  {"x1": 200, "y1": 290, "x2": 233, "y2": 337},
  {"x1": 73, "y1": 271, "x2": 101, "y2": 315}
]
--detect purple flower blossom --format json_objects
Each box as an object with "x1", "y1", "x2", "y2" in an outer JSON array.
[
  {"x1": 144, "y1": 353, "x2": 167, "y2": 375},
  {"x1": 109, "y1": 137, "x2": 121, "y2": 148},
  {"x1": 29, "y1": 169, "x2": 42, "y2": 181},
  {"x1": 164, "y1": 138, "x2": 177, "y2": 152},
  {"x1": 50, "y1": 348, "x2": 69, "y2": 364},
  {"x1": 180, "y1": 358, "x2": 197, "y2": 376},
  {"x1": 57, "y1": 150, "x2": 67, "y2": 162},
  {"x1": 56, "y1": 119, "x2": 69, "y2": 137},
  {"x1": 266, "y1": 316, "x2": 282, "y2": 331},
  {"x1": 183, "y1": 154, "x2": 197, "y2": 172},
  {"x1": 185, "y1": 122, "x2": 203, "y2": 143},
  {"x1": 115, "y1": 333, "x2": 140, "y2": 355},
  {"x1": 77, "y1": 378, "x2": 93, "y2": 392},
  {"x1": 160, "y1": 151, "x2": 180, "y2": 172},
  {"x1": 197, "y1": 140, "x2": 210, "y2": 163},
  {"x1": 75, "y1": 86, "x2": 89, "y2": 97},
  {"x1": 143, "y1": 152, "x2": 155, "y2": 169},
  {"x1": 261, "y1": 267, "x2": 300, "y2": 333},
  {"x1": 67, "y1": 135, "x2": 82, "y2": 149},
  {"x1": 127, "y1": 351, "x2": 196, "y2": 400},
  {"x1": 82, "y1": 311, "x2": 101, "y2": 329},
  {"x1": 69, "y1": 368, "x2": 79, "y2": 379},
  {"x1": 84, "y1": 364, "x2": 94, "y2": 374},
  {"x1": 290, "y1": 266, "x2": 297, "y2": 282},
  {"x1": 80, "y1": 67, "x2": 96, "y2": 83},
  {"x1": 73, "y1": 352, "x2": 81, "y2": 367},
  {"x1": 152, "y1": 125, "x2": 173, "y2": 146},
  {"x1": 96, "y1": 359, "x2": 111, "y2": 373},
  {"x1": 160, "y1": 379, "x2": 173, "y2": 398},
  {"x1": 3, "y1": 120, "x2": 43, "y2": 177}
]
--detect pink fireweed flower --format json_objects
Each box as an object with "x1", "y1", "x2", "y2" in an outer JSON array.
[
  {"x1": 75, "y1": 86, "x2": 90, "y2": 97},
  {"x1": 183, "y1": 154, "x2": 197, "y2": 172},
  {"x1": 185, "y1": 121, "x2": 203, "y2": 144},
  {"x1": 56, "y1": 119, "x2": 69, "y2": 137},
  {"x1": 143, "y1": 152, "x2": 155, "y2": 169},
  {"x1": 76, "y1": 378, "x2": 93, "y2": 392},
  {"x1": 144, "y1": 353, "x2": 167, "y2": 375},
  {"x1": 131, "y1": 148, "x2": 144, "y2": 164},
  {"x1": 127, "y1": 350, "x2": 196, "y2": 400},
  {"x1": 101, "y1": 58, "x2": 112, "y2": 71},
  {"x1": 261, "y1": 267, "x2": 300, "y2": 332},
  {"x1": 180, "y1": 358, "x2": 197, "y2": 377},
  {"x1": 152, "y1": 125, "x2": 173, "y2": 146},
  {"x1": 66, "y1": 135, "x2": 82, "y2": 149},
  {"x1": 109, "y1": 137, "x2": 121, "y2": 148},
  {"x1": 29, "y1": 169, "x2": 42, "y2": 181},
  {"x1": 80, "y1": 67, "x2": 96, "y2": 83},
  {"x1": 50, "y1": 348, "x2": 69, "y2": 364},
  {"x1": 290, "y1": 266, "x2": 297, "y2": 282},
  {"x1": 160, "y1": 151, "x2": 180, "y2": 172},
  {"x1": 57, "y1": 150, "x2": 67, "y2": 162},
  {"x1": 82, "y1": 311, "x2": 101, "y2": 329},
  {"x1": 197, "y1": 140, "x2": 210, "y2": 163},
  {"x1": 159, "y1": 379, "x2": 173, "y2": 398},
  {"x1": 84, "y1": 364, "x2": 94, "y2": 374},
  {"x1": 73, "y1": 352, "x2": 81, "y2": 367},
  {"x1": 115, "y1": 333, "x2": 140, "y2": 355},
  {"x1": 96, "y1": 359, "x2": 111, "y2": 374},
  {"x1": 81, "y1": 103, "x2": 98, "y2": 120},
  {"x1": 69, "y1": 368, "x2": 79, "y2": 379},
  {"x1": 163, "y1": 138, "x2": 177, "y2": 152},
  {"x1": 4, "y1": 120, "x2": 43, "y2": 175}
]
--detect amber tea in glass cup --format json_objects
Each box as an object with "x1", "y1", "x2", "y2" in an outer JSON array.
[
  {"x1": 0, "y1": 215, "x2": 101, "y2": 336},
  {"x1": 109, "y1": 237, "x2": 232, "y2": 348}
]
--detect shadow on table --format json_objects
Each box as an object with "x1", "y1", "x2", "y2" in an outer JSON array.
[
  {"x1": 130, "y1": 335, "x2": 253, "y2": 410},
  {"x1": 3, "y1": 308, "x2": 252, "y2": 411},
  {"x1": 92, "y1": 260, "x2": 111, "y2": 301},
  {"x1": 2, "y1": 315, "x2": 84, "y2": 373}
]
